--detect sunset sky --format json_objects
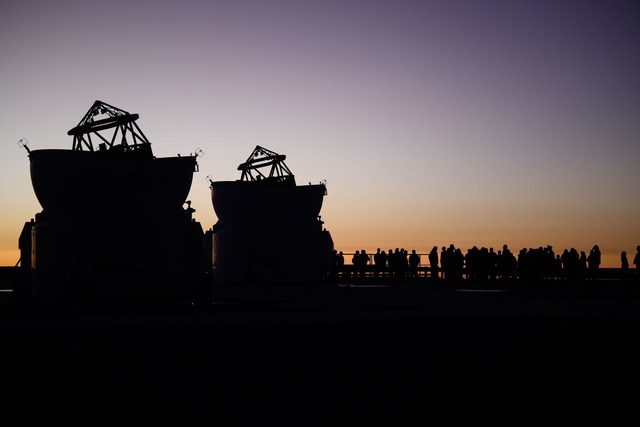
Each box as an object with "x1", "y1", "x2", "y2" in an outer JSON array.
[{"x1": 1, "y1": 0, "x2": 638, "y2": 267}]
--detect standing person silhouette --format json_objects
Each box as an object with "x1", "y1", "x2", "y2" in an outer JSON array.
[
  {"x1": 374, "y1": 248, "x2": 386, "y2": 278},
  {"x1": 587, "y1": 245, "x2": 601, "y2": 281},
  {"x1": 579, "y1": 251, "x2": 588, "y2": 282},
  {"x1": 351, "y1": 250, "x2": 360, "y2": 279},
  {"x1": 621, "y1": 251, "x2": 629, "y2": 282},
  {"x1": 440, "y1": 246, "x2": 448, "y2": 280},
  {"x1": 428, "y1": 246, "x2": 439, "y2": 280},
  {"x1": 359, "y1": 250, "x2": 370, "y2": 278},
  {"x1": 408, "y1": 250, "x2": 420, "y2": 278}
]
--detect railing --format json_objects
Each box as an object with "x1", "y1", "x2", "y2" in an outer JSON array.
[
  {"x1": 339, "y1": 264, "x2": 639, "y2": 280},
  {"x1": 339, "y1": 252, "x2": 431, "y2": 267},
  {"x1": 1, "y1": 263, "x2": 637, "y2": 291}
]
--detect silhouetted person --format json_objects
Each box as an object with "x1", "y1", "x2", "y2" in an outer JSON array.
[
  {"x1": 554, "y1": 254, "x2": 563, "y2": 280},
  {"x1": 440, "y1": 246, "x2": 448, "y2": 280},
  {"x1": 454, "y1": 248, "x2": 464, "y2": 280},
  {"x1": 408, "y1": 250, "x2": 420, "y2": 278},
  {"x1": 579, "y1": 250, "x2": 588, "y2": 282},
  {"x1": 390, "y1": 248, "x2": 402, "y2": 278},
  {"x1": 621, "y1": 251, "x2": 629, "y2": 282},
  {"x1": 374, "y1": 248, "x2": 387, "y2": 278},
  {"x1": 560, "y1": 249, "x2": 568, "y2": 280},
  {"x1": 390, "y1": 248, "x2": 400, "y2": 278},
  {"x1": 428, "y1": 246, "x2": 439, "y2": 279},
  {"x1": 351, "y1": 250, "x2": 360, "y2": 279},
  {"x1": 517, "y1": 248, "x2": 528, "y2": 282},
  {"x1": 488, "y1": 247, "x2": 498, "y2": 281},
  {"x1": 373, "y1": 248, "x2": 381, "y2": 277},
  {"x1": 587, "y1": 245, "x2": 601, "y2": 280},
  {"x1": 359, "y1": 250, "x2": 370, "y2": 278},
  {"x1": 465, "y1": 246, "x2": 479, "y2": 281},
  {"x1": 544, "y1": 245, "x2": 555, "y2": 280},
  {"x1": 562, "y1": 248, "x2": 580, "y2": 282},
  {"x1": 336, "y1": 251, "x2": 345, "y2": 279},
  {"x1": 443, "y1": 245, "x2": 463, "y2": 281},
  {"x1": 478, "y1": 247, "x2": 490, "y2": 281},
  {"x1": 330, "y1": 250, "x2": 345, "y2": 282},
  {"x1": 401, "y1": 249, "x2": 409, "y2": 278},
  {"x1": 499, "y1": 245, "x2": 516, "y2": 280}
]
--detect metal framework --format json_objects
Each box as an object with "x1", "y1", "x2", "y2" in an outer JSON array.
[
  {"x1": 238, "y1": 145, "x2": 296, "y2": 184},
  {"x1": 67, "y1": 100, "x2": 151, "y2": 152}
]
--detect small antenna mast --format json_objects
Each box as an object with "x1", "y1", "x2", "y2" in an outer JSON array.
[{"x1": 18, "y1": 138, "x2": 31, "y2": 154}]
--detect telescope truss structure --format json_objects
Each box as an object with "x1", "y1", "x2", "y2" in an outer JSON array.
[
  {"x1": 67, "y1": 100, "x2": 151, "y2": 152},
  {"x1": 238, "y1": 145, "x2": 296, "y2": 185}
]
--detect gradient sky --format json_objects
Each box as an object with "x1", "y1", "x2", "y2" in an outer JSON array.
[{"x1": 1, "y1": 0, "x2": 639, "y2": 267}]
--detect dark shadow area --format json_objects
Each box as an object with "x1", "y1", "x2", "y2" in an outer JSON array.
[{"x1": 3, "y1": 284, "x2": 640, "y2": 425}]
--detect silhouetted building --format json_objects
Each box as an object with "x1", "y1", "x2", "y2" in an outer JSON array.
[
  {"x1": 208, "y1": 146, "x2": 333, "y2": 284},
  {"x1": 17, "y1": 100, "x2": 208, "y2": 298}
]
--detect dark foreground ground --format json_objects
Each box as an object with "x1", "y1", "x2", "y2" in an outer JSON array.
[{"x1": 2, "y1": 279, "x2": 640, "y2": 426}]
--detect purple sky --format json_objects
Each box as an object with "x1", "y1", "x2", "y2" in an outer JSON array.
[{"x1": 1, "y1": 0, "x2": 639, "y2": 266}]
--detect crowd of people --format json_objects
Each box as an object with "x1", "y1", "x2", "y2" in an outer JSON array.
[{"x1": 330, "y1": 244, "x2": 640, "y2": 283}]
